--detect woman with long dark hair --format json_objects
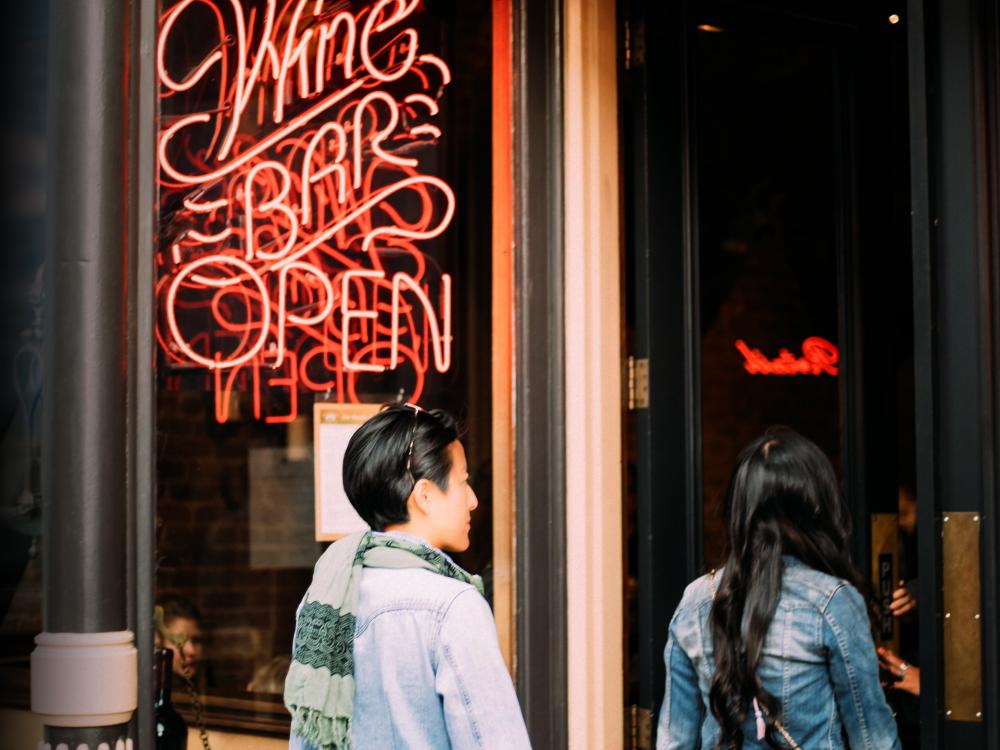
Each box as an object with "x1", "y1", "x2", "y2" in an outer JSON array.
[{"x1": 656, "y1": 428, "x2": 900, "y2": 749}]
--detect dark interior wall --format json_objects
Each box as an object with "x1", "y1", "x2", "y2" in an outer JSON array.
[{"x1": 695, "y1": 23, "x2": 843, "y2": 567}]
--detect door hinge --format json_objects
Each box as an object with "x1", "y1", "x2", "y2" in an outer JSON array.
[
  {"x1": 627, "y1": 356, "x2": 650, "y2": 410},
  {"x1": 627, "y1": 704, "x2": 653, "y2": 750},
  {"x1": 624, "y1": 20, "x2": 646, "y2": 71},
  {"x1": 625, "y1": 19, "x2": 631, "y2": 70}
]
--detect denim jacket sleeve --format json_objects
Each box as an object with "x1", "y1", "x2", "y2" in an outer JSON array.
[
  {"x1": 822, "y1": 584, "x2": 902, "y2": 750},
  {"x1": 436, "y1": 588, "x2": 532, "y2": 749},
  {"x1": 656, "y1": 606, "x2": 705, "y2": 750}
]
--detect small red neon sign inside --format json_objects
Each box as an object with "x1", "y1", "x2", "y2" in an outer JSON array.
[
  {"x1": 156, "y1": 0, "x2": 456, "y2": 422},
  {"x1": 735, "y1": 337, "x2": 839, "y2": 376}
]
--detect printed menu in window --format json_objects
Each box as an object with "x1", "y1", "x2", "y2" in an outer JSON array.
[{"x1": 313, "y1": 402, "x2": 380, "y2": 540}]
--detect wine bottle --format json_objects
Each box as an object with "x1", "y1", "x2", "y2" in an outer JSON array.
[{"x1": 155, "y1": 647, "x2": 188, "y2": 750}]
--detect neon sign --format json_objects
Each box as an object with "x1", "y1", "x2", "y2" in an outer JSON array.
[
  {"x1": 735, "y1": 337, "x2": 839, "y2": 376},
  {"x1": 156, "y1": 0, "x2": 455, "y2": 422}
]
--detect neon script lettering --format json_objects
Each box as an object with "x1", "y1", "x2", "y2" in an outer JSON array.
[
  {"x1": 157, "y1": 0, "x2": 455, "y2": 422},
  {"x1": 735, "y1": 337, "x2": 840, "y2": 376}
]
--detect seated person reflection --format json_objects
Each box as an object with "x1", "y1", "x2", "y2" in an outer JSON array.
[
  {"x1": 155, "y1": 595, "x2": 205, "y2": 684},
  {"x1": 248, "y1": 654, "x2": 292, "y2": 695},
  {"x1": 285, "y1": 404, "x2": 531, "y2": 750}
]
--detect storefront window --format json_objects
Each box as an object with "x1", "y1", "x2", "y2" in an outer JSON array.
[{"x1": 154, "y1": 0, "x2": 495, "y2": 731}]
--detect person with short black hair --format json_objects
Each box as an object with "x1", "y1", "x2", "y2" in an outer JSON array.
[
  {"x1": 341, "y1": 403, "x2": 463, "y2": 536},
  {"x1": 285, "y1": 403, "x2": 530, "y2": 750}
]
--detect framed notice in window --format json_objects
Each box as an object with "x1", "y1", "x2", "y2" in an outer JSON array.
[{"x1": 313, "y1": 402, "x2": 381, "y2": 541}]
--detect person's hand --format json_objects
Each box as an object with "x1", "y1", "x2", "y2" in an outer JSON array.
[
  {"x1": 889, "y1": 580, "x2": 917, "y2": 617},
  {"x1": 878, "y1": 647, "x2": 920, "y2": 696}
]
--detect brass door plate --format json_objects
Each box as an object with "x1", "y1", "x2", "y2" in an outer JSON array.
[{"x1": 942, "y1": 511, "x2": 983, "y2": 722}]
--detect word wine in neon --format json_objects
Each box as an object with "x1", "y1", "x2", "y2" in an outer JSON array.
[
  {"x1": 156, "y1": 0, "x2": 456, "y2": 422},
  {"x1": 735, "y1": 337, "x2": 839, "y2": 376}
]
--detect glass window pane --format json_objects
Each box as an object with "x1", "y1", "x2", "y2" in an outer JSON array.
[{"x1": 154, "y1": 0, "x2": 495, "y2": 731}]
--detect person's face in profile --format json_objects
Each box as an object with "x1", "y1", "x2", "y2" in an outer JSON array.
[
  {"x1": 161, "y1": 616, "x2": 204, "y2": 677},
  {"x1": 423, "y1": 441, "x2": 478, "y2": 552}
]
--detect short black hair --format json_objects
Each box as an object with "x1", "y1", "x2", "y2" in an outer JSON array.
[
  {"x1": 342, "y1": 404, "x2": 459, "y2": 531},
  {"x1": 157, "y1": 594, "x2": 202, "y2": 625}
]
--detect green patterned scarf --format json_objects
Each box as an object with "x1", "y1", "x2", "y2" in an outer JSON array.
[{"x1": 283, "y1": 530, "x2": 483, "y2": 749}]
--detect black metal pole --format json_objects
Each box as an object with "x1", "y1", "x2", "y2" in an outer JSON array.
[
  {"x1": 45, "y1": 0, "x2": 128, "y2": 638},
  {"x1": 35, "y1": 0, "x2": 134, "y2": 743}
]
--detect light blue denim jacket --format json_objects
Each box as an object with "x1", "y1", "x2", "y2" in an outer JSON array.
[
  {"x1": 290, "y1": 532, "x2": 531, "y2": 750},
  {"x1": 657, "y1": 556, "x2": 901, "y2": 749}
]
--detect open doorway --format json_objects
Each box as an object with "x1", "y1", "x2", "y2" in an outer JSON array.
[{"x1": 622, "y1": 1, "x2": 921, "y2": 745}]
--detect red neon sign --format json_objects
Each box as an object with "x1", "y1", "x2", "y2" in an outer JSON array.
[
  {"x1": 156, "y1": 0, "x2": 455, "y2": 422},
  {"x1": 735, "y1": 337, "x2": 839, "y2": 376}
]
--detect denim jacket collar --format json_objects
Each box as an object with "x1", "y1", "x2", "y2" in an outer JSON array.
[{"x1": 781, "y1": 554, "x2": 805, "y2": 568}]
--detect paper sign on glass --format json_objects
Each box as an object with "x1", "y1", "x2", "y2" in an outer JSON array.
[{"x1": 313, "y1": 402, "x2": 381, "y2": 540}]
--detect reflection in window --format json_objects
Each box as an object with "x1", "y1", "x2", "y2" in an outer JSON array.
[{"x1": 0, "y1": 2, "x2": 48, "y2": 710}]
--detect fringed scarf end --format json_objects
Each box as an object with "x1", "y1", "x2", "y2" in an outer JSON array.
[{"x1": 291, "y1": 707, "x2": 351, "y2": 750}]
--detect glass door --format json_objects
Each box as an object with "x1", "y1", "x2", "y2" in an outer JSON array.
[
  {"x1": 691, "y1": 5, "x2": 920, "y2": 744},
  {"x1": 622, "y1": 3, "x2": 948, "y2": 748}
]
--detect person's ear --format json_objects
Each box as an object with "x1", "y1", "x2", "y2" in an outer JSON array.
[{"x1": 410, "y1": 477, "x2": 434, "y2": 516}]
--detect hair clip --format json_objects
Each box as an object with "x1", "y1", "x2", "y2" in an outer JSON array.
[{"x1": 404, "y1": 404, "x2": 422, "y2": 473}]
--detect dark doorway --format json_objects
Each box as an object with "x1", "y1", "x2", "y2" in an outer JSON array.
[{"x1": 622, "y1": 1, "x2": 920, "y2": 745}]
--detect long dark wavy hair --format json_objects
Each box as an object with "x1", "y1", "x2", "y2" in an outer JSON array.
[{"x1": 708, "y1": 427, "x2": 869, "y2": 749}]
